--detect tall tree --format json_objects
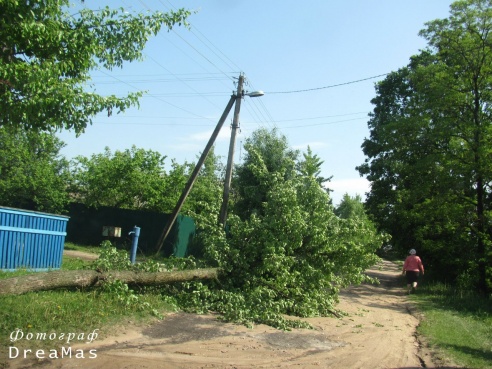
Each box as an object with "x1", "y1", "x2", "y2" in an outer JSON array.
[
  {"x1": 335, "y1": 194, "x2": 367, "y2": 220},
  {"x1": 233, "y1": 127, "x2": 299, "y2": 219},
  {"x1": 359, "y1": 0, "x2": 492, "y2": 292},
  {"x1": 0, "y1": 1, "x2": 190, "y2": 133},
  {"x1": 0, "y1": 128, "x2": 69, "y2": 213},
  {"x1": 297, "y1": 145, "x2": 332, "y2": 188},
  {"x1": 418, "y1": 0, "x2": 492, "y2": 293}
]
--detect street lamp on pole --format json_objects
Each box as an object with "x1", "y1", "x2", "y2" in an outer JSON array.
[
  {"x1": 245, "y1": 90, "x2": 265, "y2": 97},
  {"x1": 218, "y1": 75, "x2": 264, "y2": 226}
]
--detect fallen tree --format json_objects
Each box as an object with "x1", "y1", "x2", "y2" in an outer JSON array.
[{"x1": 0, "y1": 268, "x2": 219, "y2": 295}]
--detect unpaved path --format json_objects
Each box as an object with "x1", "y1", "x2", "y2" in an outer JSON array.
[
  {"x1": 63, "y1": 249, "x2": 99, "y2": 261},
  {"x1": 6, "y1": 260, "x2": 455, "y2": 369}
]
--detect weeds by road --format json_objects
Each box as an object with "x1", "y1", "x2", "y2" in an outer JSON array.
[{"x1": 412, "y1": 281, "x2": 492, "y2": 368}]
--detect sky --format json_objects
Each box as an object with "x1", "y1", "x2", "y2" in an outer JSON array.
[{"x1": 58, "y1": 0, "x2": 454, "y2": 206}]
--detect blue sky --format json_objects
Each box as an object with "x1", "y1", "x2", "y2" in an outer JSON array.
[{"x1": 58, "y1": 0, "x2": 453, "y2": 205}]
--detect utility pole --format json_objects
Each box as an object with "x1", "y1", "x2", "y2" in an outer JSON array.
[
  {"x1": 218, "y1": 74, "x2": 244, "y2": 226},
  {"x1": 154, "y1": 94, "x2": 236, "y2": 256}
]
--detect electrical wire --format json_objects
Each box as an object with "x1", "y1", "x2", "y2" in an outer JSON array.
[
  {"x1": 265, "y1": 74, "x2": 388, "y2": 94},
  {"x1": 280, "y1": 117, "x2": 368, "y2": 129},
  {"x1": 87, "y1": 1, "x2": 382, "y2": 133},
  {"x1": 96, "y1": 69, "x2": 215, "y2": 121}
]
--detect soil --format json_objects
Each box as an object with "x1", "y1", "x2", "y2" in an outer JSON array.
[
  {"x1": 62, "y1": 250, "x2": 99, "y2": 261},
  {"x1": 5, "y1": 260, "x2": 460, "y2": 369}
]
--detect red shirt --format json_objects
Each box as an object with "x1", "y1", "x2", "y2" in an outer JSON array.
[{"x1": 403, "y1": 255, "x2": 424, "y2": 273}]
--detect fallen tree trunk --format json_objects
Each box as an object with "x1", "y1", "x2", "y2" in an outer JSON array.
[{"x1": 0, "y1": 268, "x2": 219, "y2": 296}]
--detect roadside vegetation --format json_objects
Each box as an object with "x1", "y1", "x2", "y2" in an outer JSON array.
[
  {"x1": 405, "y1": 274, "x2": 492, "y2": 369},
  {"x1": 1, "y1": 0, "x2": 492, "y2": 367},
  {"x1": 0, "y1": 245, "x2": 179, "y2": 362}
]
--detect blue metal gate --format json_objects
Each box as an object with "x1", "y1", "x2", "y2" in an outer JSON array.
[{"x1": 0, "y1": 206, "x2": 69, "y2": 271}]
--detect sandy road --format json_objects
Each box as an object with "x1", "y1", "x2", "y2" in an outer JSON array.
[{"x1": 6, "y1": 260, "x2": 455, "y2": 369}]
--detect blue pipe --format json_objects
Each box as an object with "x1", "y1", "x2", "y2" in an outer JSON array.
[{"x1": 129, "y1": 226, "x2": 140, "y2": 264}]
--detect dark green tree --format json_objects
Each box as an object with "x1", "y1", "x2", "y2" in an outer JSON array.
[
  {"x1": 0, "y1": 1, "x2": 190, "y2": 133},
  {"x1": 0, "y1": 128, "x2": 70, "y2": 213},
  {"x1": 335, "y1": 194, "x2": 366, "y2": 220},
  {"x1": 358, "y1": 0, "x2": 492, "y2": 292}
]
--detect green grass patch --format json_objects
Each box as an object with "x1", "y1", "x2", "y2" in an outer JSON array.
[
  {"x1": 64, "y1": 242, "x2": 100, "y2": 254},
  {"x1": 0, "y1": 245, "x2": 94, "y2": 280},
  {"x1": 0, "y1": 248, "x2": 178, "y2": 366},
  {"x1": 412, "y1": 282, "x2": 492, "y2": 369},
  {"x1": 61, "y1": 254, "x2": 93, "y2": 270},
  {"x1": 0, "y1": 288, "x2": 176, "y2": 349}
]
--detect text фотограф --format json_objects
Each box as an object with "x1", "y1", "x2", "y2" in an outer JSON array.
[{"x1": 8, "y1": 328, "x2": 100, "y2": 360}]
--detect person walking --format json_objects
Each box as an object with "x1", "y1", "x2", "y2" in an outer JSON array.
[{"x1": 402, "y1": 249, "x2": 424, "y2": 294}]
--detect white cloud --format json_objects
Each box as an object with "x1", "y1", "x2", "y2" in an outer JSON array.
[
  {"x1": 189, "y1": 128, "x2": 231, "y2": 142},
  {"x1": 328, "y1": 177, "x2": 371, "y2": 205},
  {"x1": 167, "y1": 143, "x2": 204, "y2": 152},
  {"x1": 292, "y1": 141, "x2": 328, "y2": 150}
]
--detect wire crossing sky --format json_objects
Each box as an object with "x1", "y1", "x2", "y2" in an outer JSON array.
[
  {"x1": 59, "y1": 0, "x2": 453, "y2": 205},
  {"x1": 264, "y1": 74, "x2": 389, "y2": 94}
]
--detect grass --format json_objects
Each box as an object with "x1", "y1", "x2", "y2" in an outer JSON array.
[
  {"x1": 0, "y1": 248, "x2": 92, "y2": 280},
  {"x1": 0, "y1": 244, "x2": 177, "y2": 366},
  {"x1": 410, "y1": 280, "x2": 492, "y2": 369},
  {"x1": 64, "y1": 241, "x2": 101, "y2": 254}
]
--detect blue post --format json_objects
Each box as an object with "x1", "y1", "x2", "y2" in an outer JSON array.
[{"x1": 129, "y1": 226, "x2": 140, "y2": 264}]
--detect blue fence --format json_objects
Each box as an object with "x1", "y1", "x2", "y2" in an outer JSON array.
[{"x1": 0, "y1": 206, "x2": 69, "y2": 271}]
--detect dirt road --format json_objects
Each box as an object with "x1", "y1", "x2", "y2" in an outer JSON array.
[
  {"x1": 6, "y1": 260, "x2": 454, "y2": 369},
  {"x1": 63, "y1": 250, "x2": 99, "y2": 261}
]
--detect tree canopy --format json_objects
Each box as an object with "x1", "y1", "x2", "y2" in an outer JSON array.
[
  {"x1": 0, "y1": 1, "x2": 190, "y2": 134},
  {"x1": 232, "y1": 127, "x2": 299, "y2": 219},
  {"x1": 0, "y1": 127, "x2": 69, "y2": 213},
  {"x1": 358, "y1": 0, "x2": 492, "y2": 292},
  {"x1": 175, "y1": 128, "x2": 383, "y2": 329},
  {"x1": 69, "y1": 145, "x2": 224, "y2": 218}
]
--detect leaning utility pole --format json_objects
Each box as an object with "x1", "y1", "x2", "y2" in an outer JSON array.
[
  {"x1": 218, "y1": 74, "x2": 244, "y2": 226},
  {"x1": 154, "y1": 94, "x2": 237, "y2": 256}
]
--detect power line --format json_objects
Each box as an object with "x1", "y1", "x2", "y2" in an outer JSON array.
[
  {"x1": 146, "y1": 53, "x2": 223, "y2": 110},
  {"x1": 95, "y1": 69, "x2": 215, "y2": 121},
  {"x1": 88, "y1": 112, "x2": 369, "y2": 127},
  {"x1": 266, "y1": 74, "x2": 388, "y2": 94},
  {"x1": 279, "y1": 117, "x2": 368, "y2": 129},
  {"x1": 162, "y1": 0, "x2": 241, "y2": 79},
  {"x1": 275, "y1": 111, "x2": 368, "y2": 122},
  {"x1": 91, "y1": 76, "x2": 232, "y2": 85}
]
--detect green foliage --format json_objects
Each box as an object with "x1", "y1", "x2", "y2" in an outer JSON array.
[
  {"x1": 174, "y1": 131, "x2": 384, "y2": 329},
  {"x1": 358, "y1": 0, "x2": 492, "y2": 292},
  {"x1": 92, "y1": 240, "x2": 133, "y2": 271},
  {"x1": 70, "y1": 146, "x2": 170, "y2": 211},
  {"x1": 0, "y1": 127, "x2": 70, "y2": 213},
  {"x1": 89, "y1": 241, "x2": 186, "y2": 318},
  {"x1": 297, "y1": 145, "x2": 332, "y2": 189},
  {"x1": 335, "y1": 194, "x2": 367, "y2": 220},
  {"x1": 233, "y1": 127, "x2": 299, "y2": 219},
  {"x1": 184, "y1": 147, "x2": 224, "y2": 218},
  {"x1": 69, "y1": 145, "x2": 223, "y2": 216},
  {"x1": 413, "y1": 280, "x2": 492, "y2": 368},
  {"x1": 0, "y1": 1, "x2": 191, "y2": 133}
]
